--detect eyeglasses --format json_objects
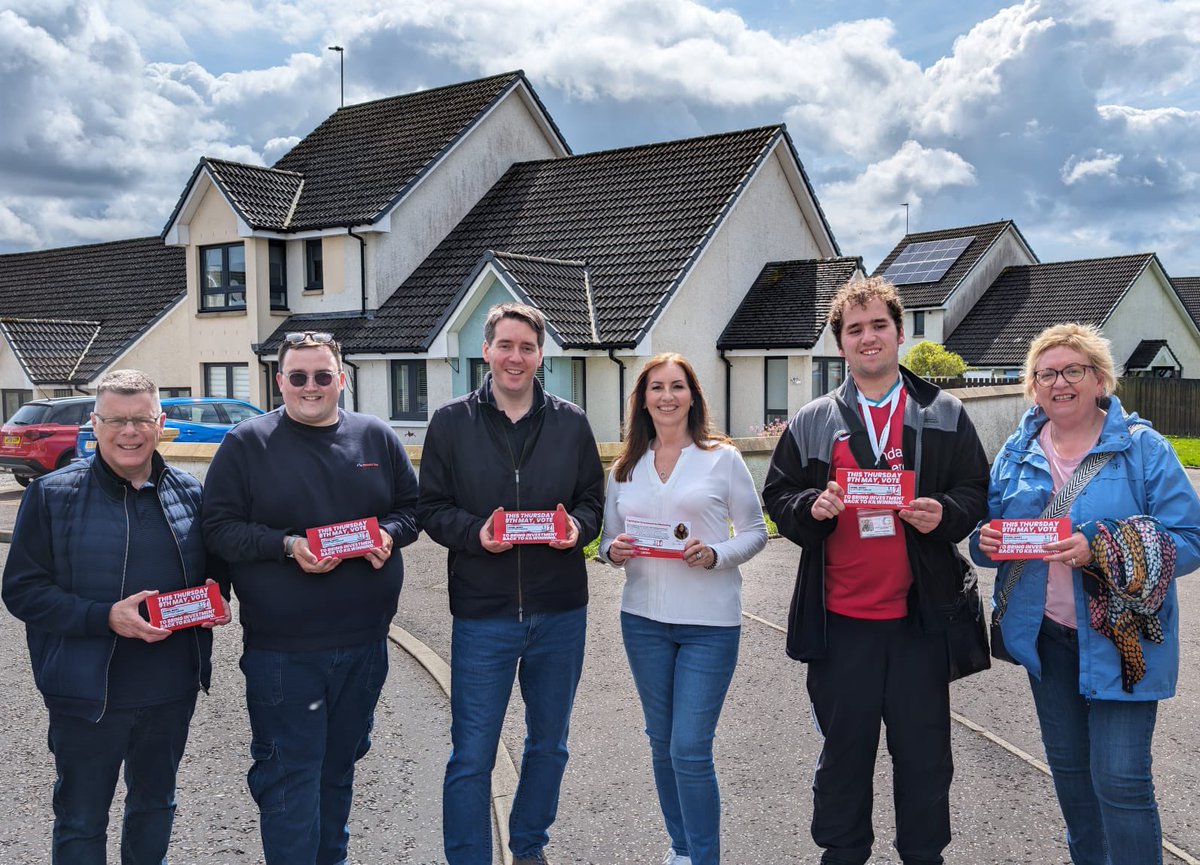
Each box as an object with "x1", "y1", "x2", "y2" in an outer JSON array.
[
  {"x1": 95, "y1": 415, "x2": 159, "y2": 430},
  {"x1": 1033, "y1": 364, "x2": 1095, "y2": 387},
  {"x1": 283, "y1": 331, "x2": 336, "y2": 347},
  {"x1": 285, "y1": 371, "x2": 337, "y2": 388}
]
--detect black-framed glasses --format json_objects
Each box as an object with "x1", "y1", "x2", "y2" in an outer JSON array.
[
  {"x1": 95, "y1": 415, "x2": 159, "y2": 430},
  {"x1": 285, "y1": 371, "x2": 337, "y2": 388},
  {"x1": 1033, "y1": 364, "x2": 1095, "y2": 387},
  {"x1": 283, "y1": 331, "x2": 335, "y2": 347}
]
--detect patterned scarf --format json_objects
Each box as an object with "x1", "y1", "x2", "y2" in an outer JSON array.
[{"x1": 1084, "y1": 516, "x2": 1176, "y2": 693}]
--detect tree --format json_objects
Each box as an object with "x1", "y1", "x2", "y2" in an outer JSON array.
[{"x1": 902, "y1": 341, "x2": 968, "y2": 377}]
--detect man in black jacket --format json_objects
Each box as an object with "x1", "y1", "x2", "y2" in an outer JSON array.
[
  {"x1": 3, "y1": 369, "x2": 230, "y2": 864},
  {"x1": 202, "y1": 332, "x2": 419, "y2": 865},
  {"x1": 763, "y1": 278, "x2": 988, "y2": 865},
  {"x1": 418, "y1": 303, "x2": 604, "y2": 865}
]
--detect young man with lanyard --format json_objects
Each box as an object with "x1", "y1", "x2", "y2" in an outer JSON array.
[{"x1": 763, "y1": 277, "x2": 988, "y2": 865}]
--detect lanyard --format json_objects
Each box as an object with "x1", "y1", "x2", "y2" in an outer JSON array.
[{"x1": 857, "y1": 378, "x2": 902, "y2": 464}]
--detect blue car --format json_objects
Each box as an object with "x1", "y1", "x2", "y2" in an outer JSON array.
[{"x1": 77, "y1": 397, "x2": 266, "y2": 458}]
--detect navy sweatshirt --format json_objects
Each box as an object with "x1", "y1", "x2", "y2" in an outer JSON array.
[{"x1": 202, "y1": 408, "x2": 420, "y2": 651}]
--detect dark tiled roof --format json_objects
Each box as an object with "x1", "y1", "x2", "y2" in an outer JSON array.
[
  {"x1": 273, "y1": 71, "x2": 540, "y2": 230},
  {"x1": 871, "y1": 220, "x2": 1034, "y2": 309},
  {"x1": 0, "y1": 237, "x2": 185, "y2": 383},
  {"x1": 271, "y1": 126, "x2": 784, "y2": 352},
  {"x1": 203, "y1": 158, "x2": 303, "y2": 231},
  {"x1": 0, "y1": 319, "x2": 101, "y2": 383},
  {"x1": 718, "y1": 257, "x2": 861, "y2": 349},
  {"x1": 945, "y1": 254, "x2": 1154, "y2": 367},
  {"x1": 1123, "y1": 339, "x2": 1172, "y2": 372},
  {"x1": 1171, "y1": 277, "x2": 1200, "y2": 328},
  {"x1": 257, "y1": 313, "x2": 375, "y2": 354},
  {"x1": 490, "y1": 252, "x2": 596, "y2": 345}
]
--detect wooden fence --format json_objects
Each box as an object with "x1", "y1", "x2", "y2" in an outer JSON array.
[
  {"x1": 927, "y1": 376, "x2": 1020, "y2": 389},
  {"x1": 1116, "y1": 377, "x2": 1200, "y2": 437}
]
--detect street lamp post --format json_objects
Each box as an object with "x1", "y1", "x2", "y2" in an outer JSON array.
[{"x1": 328, "y1": 45, "x2": 344, "y2": 108}]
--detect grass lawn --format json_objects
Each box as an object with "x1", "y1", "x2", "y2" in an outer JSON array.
[{"x1": 1166, "y1": 436, "x2": 1200, "y2": 468}]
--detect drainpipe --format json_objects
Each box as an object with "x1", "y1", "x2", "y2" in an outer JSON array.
[
  {"x1": 348, "y1": 228, "x2": 368, "y2": 317},
  {"x1": 719, "y1": 349, "x2": 732, "y2": 435},
  {"x1": 343, "y1": 357, "x2": 360, "y2": 412},
  {"x1": 607, "y1": 348, "x2": 626, "y2": 440},
  {"x1": 257, "y1": 357, "x2": 274, "y2": 408}
]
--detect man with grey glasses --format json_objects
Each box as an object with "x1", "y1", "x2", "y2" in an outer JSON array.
[
  {"x1": 202, "y1": 332, "x2": 420, "y2": 865},
  {"x1": 3, "y1": 368, "x2": 231, "y2": 863}
]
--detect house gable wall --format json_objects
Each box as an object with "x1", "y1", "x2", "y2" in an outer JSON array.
[
  {"x1": 1105, "y1": 267, "x2": 1200, "y2": 378},
  {"x1": 369, "y1": 91, "x2": 565, "y2": 310},
  {"x1": 649, "y1": 146, "x2": 824, "y2": 438},
  {"x1": 943, "y1": 228, "x2": 1036, "y2": 336}
]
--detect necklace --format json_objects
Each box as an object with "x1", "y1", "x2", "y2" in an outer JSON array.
[{"x1": 653, "y1": 442, "x2": 684, "y2": 481}]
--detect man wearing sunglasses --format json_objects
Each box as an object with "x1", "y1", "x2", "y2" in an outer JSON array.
[
  {"x1": 3, "y1": 369, "x2": 231, "y2": 863},
  {"x1": 202, "y1": 332, "x2": 420, "y2": 865}
]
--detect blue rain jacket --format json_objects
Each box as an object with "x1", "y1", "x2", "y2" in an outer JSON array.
[{"x1": 971, "y1": 395, "x2": 1200, "y2": 700}]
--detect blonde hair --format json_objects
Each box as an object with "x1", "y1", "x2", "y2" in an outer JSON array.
[{"x1": 1023, "y1": 323, "x2": 1117, "y2": 401}]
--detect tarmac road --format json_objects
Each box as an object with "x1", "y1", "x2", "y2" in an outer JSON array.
[{"x1": 2, "y1": 469, "x2": 1200, "y2": 864}]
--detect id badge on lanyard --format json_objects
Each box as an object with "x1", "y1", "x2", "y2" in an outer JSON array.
[{"x1": 856, "y1": 379, "x2": 902, "y2": 539}]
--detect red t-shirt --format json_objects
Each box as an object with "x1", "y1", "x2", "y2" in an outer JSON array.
[{"x1": 824, "y1": 388, "x2": 913, "y2": 619}]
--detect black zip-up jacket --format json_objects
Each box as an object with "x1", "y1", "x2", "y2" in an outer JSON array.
[
  {"x1": 762, "y1": 367, "x2": 988, "y2": 661},
  {"x1": 2, "y1": 451, "x2": 219, "y2": 721},
  {"x1": 418, "y1": 375, "x2": 605, "y2": 619}
]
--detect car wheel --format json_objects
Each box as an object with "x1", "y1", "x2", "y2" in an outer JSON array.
[
  {"x1": 15, "y1": 475, "x2": 31, "y2": 488},
  {"x1": 56, "y1": 451, "x2": 74, "y2": 470}
]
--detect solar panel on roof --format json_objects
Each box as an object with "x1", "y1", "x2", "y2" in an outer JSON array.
[{"x1": 882, "y1": 235, "x2": 975, "y2": 285}]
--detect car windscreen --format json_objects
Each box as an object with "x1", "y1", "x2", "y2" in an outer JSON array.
[{"x1": 8, "y1": 404, "x2": 49, "y2": 425}]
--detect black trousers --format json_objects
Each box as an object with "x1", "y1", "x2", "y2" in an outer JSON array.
[{"x1": 806, "y1": 612, "x2": 951, "y2": 865}]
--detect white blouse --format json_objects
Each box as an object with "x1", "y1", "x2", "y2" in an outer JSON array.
[{"x1": 599, "y1": 442, "x2": 768, "y2": 627}]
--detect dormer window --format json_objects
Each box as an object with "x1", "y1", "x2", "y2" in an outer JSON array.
[{"x1": 200, "y1": 243, "x2": 246, "y2": 311}]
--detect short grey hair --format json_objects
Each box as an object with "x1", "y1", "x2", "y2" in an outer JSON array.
[{"x1": 96, "y1": 370, "x2": 160, "y2": 410}]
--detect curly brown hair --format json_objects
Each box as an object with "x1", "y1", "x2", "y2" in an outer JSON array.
[{"x1": 828, "y1": 276, "x2": 904, "y2": 349}]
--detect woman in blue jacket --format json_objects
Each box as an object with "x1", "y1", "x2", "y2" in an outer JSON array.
[{"x1": 972, "y1": 323, "x2": 1200, "y2": 865}]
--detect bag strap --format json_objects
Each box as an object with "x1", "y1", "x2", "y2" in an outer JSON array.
[{"x1": 992, "y1": 447, "x2": 1114, "y2": 623}]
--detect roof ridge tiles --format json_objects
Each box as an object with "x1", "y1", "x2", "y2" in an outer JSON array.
[
  {"x1": 202, "y1": 156, "x2": 304, "y2": 178},
  {"x1": 492, "y1": 250, "x2": 587, "y2": 267},
  {"x1": 323, "y1": 70, "x2": 523, "y2": 115},
  {"x1": 0, "y1": 235, "x2": 166, "y2": 260}
]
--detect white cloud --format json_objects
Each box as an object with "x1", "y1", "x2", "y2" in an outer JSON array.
[
  {"x1": 2, "y1": 0, "x2": 1200, "y2": 275},
  {"x1": 821, "y1": 141, "x2": 977, "y2": 252},
  {"x1": 1061, "y1": 151, "x2": 1123, "y2": 185}
]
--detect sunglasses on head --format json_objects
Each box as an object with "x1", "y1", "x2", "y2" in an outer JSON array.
[
  {"x1": 283, "y1": 331, "x2": 335, "y2": 346},
  {"x1": 285, "y1": 371, "x2": 337, "y2": 388}
]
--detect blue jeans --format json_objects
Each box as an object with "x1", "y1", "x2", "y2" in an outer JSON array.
[
  {"x1": 240, "y1": 640, "x2": 388, "y2": 865},
  {"x1": 1028, "y1": 617, "x2": 1162, "y2": 865},
  {"x1": 621, "y1": 612, "x2": 740, "y2": 865},
  {"x1": 443, "y1": 607, "x2": 587, "y2": 864},
  {"x1": 47, "y1": 693, "x2": 197, "y2": 865}
]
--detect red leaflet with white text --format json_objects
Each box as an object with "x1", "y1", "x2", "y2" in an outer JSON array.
[
  {"x1": 990, "y1": 518, "x2": 1071, "y2": 560},
  {"x1": 837, "y1": 468, "x2": 916, "y2": 509},
  {"x1": 146, "y1": 583, "x2": 224, "y2": 631},
  {"x1": 305, "y1": 517, "x2": 383, "y2": 560},
  {"x1": 495, "y1": 510, "x2": 568, "y2": 544}
]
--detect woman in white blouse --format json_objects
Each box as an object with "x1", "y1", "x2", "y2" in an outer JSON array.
[{"x1": 601, "y1": 352, "x2": 768, "y2": 865}]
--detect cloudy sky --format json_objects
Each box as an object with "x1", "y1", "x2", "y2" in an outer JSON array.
[{"x1": 3, "y1": 0, "x2": 1199, "y2": 275}]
